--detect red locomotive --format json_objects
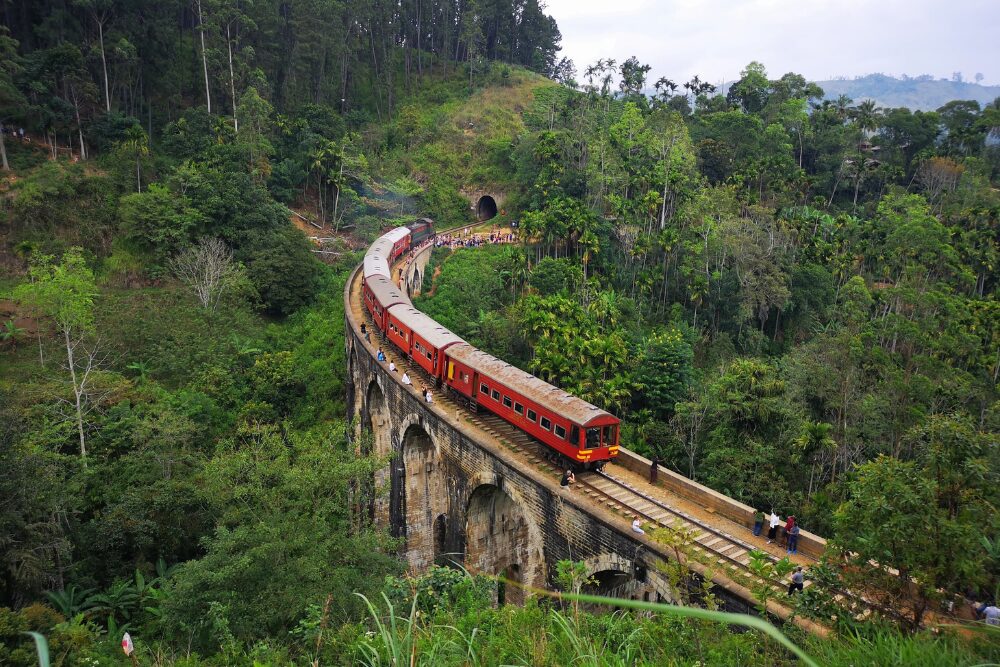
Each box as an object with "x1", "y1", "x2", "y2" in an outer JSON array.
[{"x1": 361, "y1": 221, "x2": 620, "y2": 470}]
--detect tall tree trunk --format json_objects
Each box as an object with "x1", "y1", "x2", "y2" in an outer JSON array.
[
  {"x1": 97, "y1": 17, "x2": 111, "y2": 112},
  {"x1": 227, "y1": 22, "x2": 238, "y2": 131},
  {"x1": 0, "y1": 120, "x2": 8, "y2": 171},
  {"x1": 64, "y1": 329, "x2": 87, "y2": 464},
  {"x1": 196, "y1": 0, "x2": 212, "y2": 113},
  {"x1": 71, "y1": 88, "x2": 87, "y2": 160}
]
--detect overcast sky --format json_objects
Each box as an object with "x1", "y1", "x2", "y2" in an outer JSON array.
[{"x1": 545, "y1": 0, "x2": 999, "y2": 87}]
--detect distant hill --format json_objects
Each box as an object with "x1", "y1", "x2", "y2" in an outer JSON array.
[{"x1": 815, "y1": 74, "x2": 1000, "y2": 111}]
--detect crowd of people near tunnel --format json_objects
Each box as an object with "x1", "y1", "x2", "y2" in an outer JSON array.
[{"x1": 435, "y1": 225, "x2": 518, "y2": 249}]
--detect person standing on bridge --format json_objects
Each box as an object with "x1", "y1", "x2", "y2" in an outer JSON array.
[
  {"x1": 787, "y1": 522, "x2": 800, "y2": 554},
  {"x1": 781, "y1": 515, "x2": 796, "y2": 549},
  {"x1": 767, "y1": 510, "x2": 780, "y2": 543},
  {"x1": 752, "y1": 509, "x2": 765, "y2": 537},
  {"x1": 649, "y1": 458, "x2": 659, "y2": 484},
  {"x1": 560, "y1": 469, "x2": 575, "y2": 491}
]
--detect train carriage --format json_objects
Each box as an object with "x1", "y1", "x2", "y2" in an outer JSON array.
[
  {"x1": 363, "y1": 275, "x2": 408, "y2": 331},
  {"x1": 363, "y1": 250, "x2": 391, "y2": 280},
  {"x1": 383, "y1": 227, "x2": 412, "y2": 262},
  {"x1": 443, "y1": 344, "x2": 619, "y2": 469},
  {"x1": 385, "y1": 304, "x2": 465, "y2": 377}
]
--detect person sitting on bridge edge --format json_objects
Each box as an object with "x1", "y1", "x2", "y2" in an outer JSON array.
[
  {"x1": 787, "y1": 567, "x2": 804, "y2": 595},
  {"x1": 752, "y1": 509, "x2": 764, "y2": 537},
  {"x1": 560, "y1": 469, "x2": 575, "y2": 491},
  {"x1": 787, "y1": 522, "x2": 801, "y2": 554},
  {"x1": 631, "y1": 518, "x2": 645, "y2": 535},
  {"x1": 766, "y1": 510, "x2": 780, "y2": 543},
  {"x1": 389, "y1": 359, "x2": 396, "y2": 372},
  {"x1": 376, "y1": 347, "x2": 385, "y2": 362},
  {"x1": 402, "y1": 372, "x2": 411, "y2": 386},
  {"x1": 425, "y1": 388, "x2": 433, "y2": 403}
]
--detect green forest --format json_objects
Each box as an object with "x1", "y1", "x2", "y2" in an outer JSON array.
[{"x1": 1, "y1": 0, "x2": 999, "y2": 664}]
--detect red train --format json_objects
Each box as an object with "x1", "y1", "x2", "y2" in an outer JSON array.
[{"x1": 361, "y1": 220, "x2": 620, "y2": 470}]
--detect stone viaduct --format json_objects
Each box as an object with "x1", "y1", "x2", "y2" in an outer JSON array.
[{"x1": 344, "y1": 244, "x2": 827, "y2": 630}]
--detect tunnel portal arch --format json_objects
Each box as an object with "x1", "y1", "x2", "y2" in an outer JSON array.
[{"x1": 477, "y1": 195, "x2": 498, "y2": 221}]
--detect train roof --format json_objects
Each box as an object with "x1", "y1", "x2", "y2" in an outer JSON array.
[
  {"x1": 446, "y1": 343, "x2": 617, "y2": 427},
  {"x1": 382, "y1": 226, "x2": 411, "y2": 243},
  {"x1": 388, "y1": 304, "x2": 465, "y2": 350},
  {"x1": 363, "y1": 251, "x2": 391, "y2": 279},
  {"x1": 407, "y1": 218, "x2": 434, "y2": 229},
  {"x1": 365, "y1": 275, "x2": 409, "y2": 308}
]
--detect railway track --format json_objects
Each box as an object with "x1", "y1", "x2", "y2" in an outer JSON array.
[
  {"x1": 351, "y1": 244, "x2": 810, "y2": 596},
  {"x1": 348, "y1": 225, "x2": 921, "y2": 628}
]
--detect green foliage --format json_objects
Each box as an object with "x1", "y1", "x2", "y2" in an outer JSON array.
[
  {"x1": 161, "y1": 423, "x2": 399, "y2": 650},
  {"x1": 118, "y1": 184, "x2": 204, "y2": 269}
]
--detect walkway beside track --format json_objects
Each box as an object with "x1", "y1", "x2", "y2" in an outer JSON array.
[{"x1": 345, "y1": 230, "x2": 849, "y2": 633}]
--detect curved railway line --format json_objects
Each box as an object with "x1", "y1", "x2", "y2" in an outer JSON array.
[{"x1": 346, "y1": 220, "x2": 922, "y2": 631}]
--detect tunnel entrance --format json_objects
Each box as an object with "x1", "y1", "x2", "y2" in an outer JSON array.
[{"x1": 477, "y1": 195, "x2": 498, "y2": 221}]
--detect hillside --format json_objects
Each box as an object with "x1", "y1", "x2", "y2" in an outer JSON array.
[
  {"x1": 816, "y1": 73, "x2": 1000, "y2": 110},
  {"x1": 1, "y1": 3, "x2": 999, "y2": 664}
]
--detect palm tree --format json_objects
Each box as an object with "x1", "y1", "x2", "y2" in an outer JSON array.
[
  {"x1": 793, "y1": 421, "x2": 836, "y2": 494},
  {"x1": 850, "y1": 99, "x2": 881, "y2": 136},
  {"x1": 117, "y1": 126, "x2": 149, "y2": 192}
]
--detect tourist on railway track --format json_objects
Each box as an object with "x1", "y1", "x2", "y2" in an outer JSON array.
[
  {"x1": 766, "y1": 510, "x2": 780, "y2": 543},
  {"x1": 649, "y1": 458, "x2": 659, "y2": 484},
  {"x1": 787, "y1": 567, "x2": 804, "y2": 595},
  {"x1": 389, "y1": 359, "x2": 396, "y2": 373},
  {"x1": 402, "y1": 372, "x2": 411, "y2": 386},
  {"x1": 631, "y1": 518, "x2": 645, "y2": 535},
  {"x1": 752, "y1": 509, "x2": 764, "y2": 536},
  {"x1": 560, "y1": 469, "x2": 575, "y2": 491},
  {"x1": 376, "y1": 347, "x2": 385, "y2": 362}
]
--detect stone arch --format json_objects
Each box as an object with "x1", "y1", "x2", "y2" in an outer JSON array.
[
  {"x1": 363, "y1": 379, "x2": 392, "y2": 524},
  {"x1": 464, "y1": 483, "x2": 530, "y2": 604},
  {"x1": 363, "y1": 380, "x2": 391, "y2": 458},
  {"x1": 476, "y1": 195, "x2": 498, "y2": 221},
  {"x1": 397, "y1": 422, "x2": 443, "y2": 569},
  {"x1": 577, "y1": 553, "x2": 675, "y2": 603}
]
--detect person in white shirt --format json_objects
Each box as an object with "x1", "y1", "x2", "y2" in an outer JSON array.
[
  {"x1": 767, "y1": 510, "x2": 781, "y2": 544},
  {"x1": 632, "y1": 518, "x2": 645, "y2": 535},
  {"x1": 425, "y1": 389, "x2": 433, "y2": 403},
  {"x1": 402, "y1": 372, "x2": 411, "y2": 385},
  {"x1": 389, "y1": 359, "x2": 396, "y2": 373}
]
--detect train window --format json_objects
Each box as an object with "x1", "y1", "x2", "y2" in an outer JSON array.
[
  {"x1": 480, "y1": 383, "x2": 489, "y2": 394},
  {"x1": 570, "y1": 426, "x2": 580, "y2": 446},
  {"x1": 540, "y1": 417, "x2": 551, "y2": 431},
  {"x1": 514, "y1": 403, "x2": 524, "y2": 415},
  {"x1": 502, "y1": 396, "x2": 512, "y2": 408},
  {"x1": 586, "y1": 428, "x2": 600, "y2": 448},
  {"x1": 491, "y1": 389, "x2": 500, "y2": 401},
  {"x1": 554, "y1": 425, "x2": 566, "y2": 439},
  {"x1": 602, "y1": 425, "x2": 613, "y2": 444},
  {"x1": 426, "y1": 351, "x2": 432, "y2": 360},
  {"x1": 527, "y1": 409, "x2": 537, "y2": 422}
]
